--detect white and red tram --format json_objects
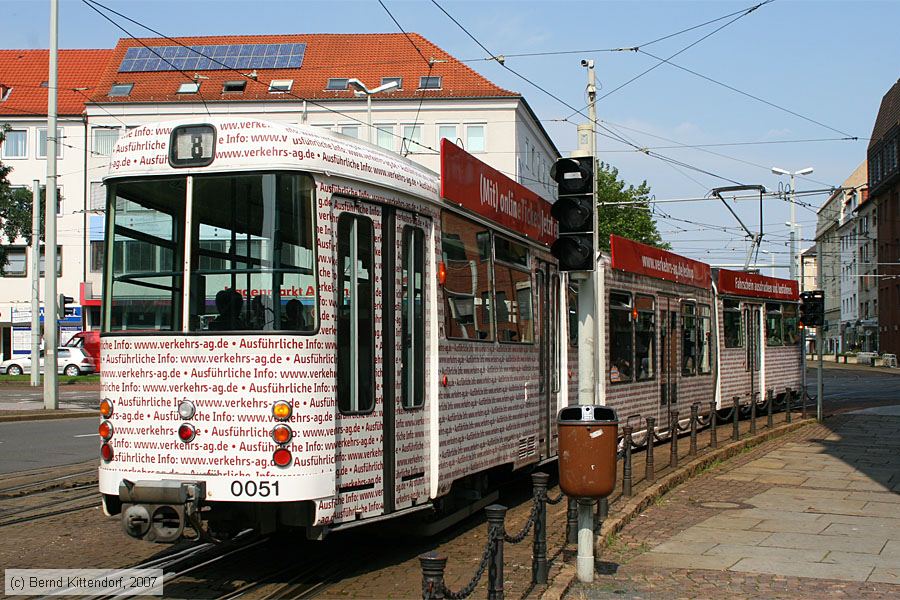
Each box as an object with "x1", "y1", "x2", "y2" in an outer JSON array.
[
  {"x1": 99, "y1": 118, "x2": 567, "y2": 541},
  {"x1": 97, "y1": 117, "x2": 802, "y2": 543}
]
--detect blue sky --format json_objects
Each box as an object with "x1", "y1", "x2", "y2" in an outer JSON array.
[{"x1": 4, "y1": 0, "x2": 899, "y2": 272}]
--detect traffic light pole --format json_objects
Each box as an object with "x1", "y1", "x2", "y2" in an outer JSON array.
[
  {"x1": 817, "y1": 327, "x2": 823, "y2": 422},
  {"x1": 43, "y1": 0, "x2": 59, "y2": 410}
]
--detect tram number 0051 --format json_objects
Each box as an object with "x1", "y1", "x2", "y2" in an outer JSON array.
[{"x1": 230, "y1": 480, "x2": 280, "y2": 497}]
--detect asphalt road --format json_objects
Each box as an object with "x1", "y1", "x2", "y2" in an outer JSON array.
[
  {"x1": 0, "y1": 417, "x2": 99, "y2": 474},
  {"x1": 805, "y1": 365, "x2": 900, "y2": 414}
]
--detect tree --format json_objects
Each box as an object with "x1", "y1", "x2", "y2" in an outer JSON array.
[
  {"x1": 0, "y1": 125, "x2": 45, "y2": 275},
  {"x1": 595, "y1": 161, "x2": 669, "y2": 251}
]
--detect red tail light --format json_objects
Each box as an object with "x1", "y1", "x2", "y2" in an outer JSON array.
[
  {"x1": 272, "y1": 424, "x2": 292, "y2": 445},
  {"x1": 100, "y1": 443, "x2": 113, "y2": 462},
  {"x1": 178, "y1": 423, "x2": 196, "y2": 443},
  {"x1": 273, "y1": 448, "x2": 292, "y2": 468}
]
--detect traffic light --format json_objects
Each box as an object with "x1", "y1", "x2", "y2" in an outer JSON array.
[
  {"x1": 550, "y1": 156, "x2": 594, "y2": 271},
  {"x1": 799, "y1": 290, "x2": 824, "y2": 327},
  {"x1": 58, "y1": 294, "x2": 75, "y2": 319}
]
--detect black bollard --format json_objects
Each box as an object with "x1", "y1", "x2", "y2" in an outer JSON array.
[
  {"x1": 419, "y1": 552, "x2": 447, "y2": 600},
  {"x1": 646, "y1": 416, "x2": 656, "y2": 483},
  {"x1": 566, "y1": 498, "x2": 577, "y2": 545},
  {"x1": 767, "y1": 388, "x2": 774, "y2": 429},
  {"x1": 623, "y1": 424, "x2": 634, "y2": 496},
  {"x1": 801, "y1": 387, "x2": 808, "y2": 419},
  {"x1": 750, "y1": 391, "x2": 758, "y2": 435},
  {"x1": 785, "y1": 387, "x2": 793, "y2": 423},
  {"x1": 485, "y1": 504, "x2": 507, "y2": 600},
  {"x1": 689, "y1": 403, "x2": 699, "y2": 456},
  {"x1": 732, "y1": 396, "x2": 740, "y2": 441},
  {"x1": 709, "y1": 401, "x2": 718, "y2": 449},
  {"x1": 669, "y1": 409, "x2": 679, "y2": 469},
  {"x1": 531, "y1": 472, "x2": 549, "y2": 585}
]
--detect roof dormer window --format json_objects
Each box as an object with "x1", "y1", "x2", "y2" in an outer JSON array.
[
  {"x1": 177, "y1": 81, "x2": 201, "y2": 94},
  {"x1": 222, "y1": 80, "x2": 246, "y2": 93},
  {"x1": 418, "y1": 76, "x2": 442, "y2": 90},
  {"x1": 382, "y1": 77, "x2": 402, "y2": 90},
  {"x1": 0, "y1": 85, "x2": 11, "y2": 101},
  {"x1": 268, "y1": 79, "x2": 293, "y2": 93},
  {"x1": 108, "y1": 83, "x2": 134, "y2": 97},
  {"x1": 326, "y1": 78, "x2": 349, "y2": 91}
]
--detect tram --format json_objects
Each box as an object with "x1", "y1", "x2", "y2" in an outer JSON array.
[
  {"x1": 97, "y1": 117, "x2": 802, "y2": 543},
  {"x1": 98, "y1": 118, "x2": 567, "y2": 542}
]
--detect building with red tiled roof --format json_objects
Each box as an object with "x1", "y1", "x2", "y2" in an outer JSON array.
[
  {"x1": 868, "y1": 79, "x2": 900, "y2": 355},
  {"x1": 0, "y1": 49, "x2": 112, "y2": 357}
]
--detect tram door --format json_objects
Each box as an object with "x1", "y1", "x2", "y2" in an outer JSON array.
[
  {"x1": 744, "y1": 304, "x2": 761, "y2": 402},
  {"x1": 334, "y1": 201, "x2": 430, "y2": 517},
  {"x1": 659, "y1": 297, "x2": 680, "y2": 424},
  {"x1": 536, "y1": 262, "x2": 559, "y2": 459}
]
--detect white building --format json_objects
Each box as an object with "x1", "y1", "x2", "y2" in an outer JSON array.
[
  {"x1": 836, "y1": 162, "x2": 867, "y2": 351},
  {"x1": 2, "y1": 34, "x2": 561, "y2": 350}
]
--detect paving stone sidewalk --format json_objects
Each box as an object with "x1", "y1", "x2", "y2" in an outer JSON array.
[{"x1": 568, "y1": 411, "x2": 900, "y2": 599}]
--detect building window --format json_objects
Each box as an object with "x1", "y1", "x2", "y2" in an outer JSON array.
[
  {"x1": 268, "y1": 79, "x2": 293, "y2": 93},
  {"x1": 441, "y1": 211, "x2": 494, "y2": 341},
  {"x1": 401, "y1": 124, "x2": 424, "y2": 154},
  {"x1": 2, "y1": 248, "x2": 27, "y2": 277},
  {"x1": 222, "y1": 80, "x2": 246, "y2": 93},
  {"x1": 1, "y1": 129, "x2": 27, "y2": 158},
  {"x1": 465, "y1": 124, "x2": 485, "y2": 153},
  {"x1": 90, "y1": 241, "x2": 104, "y2": 273},
  {"x1": 93, "y1": 127, "x2": 121, "y2": 156},
  {"x1": 375, "y1": 124, "x2": 394, "y2": 151},
  {"x1": 724, "y1": 299, "x2": 743, "y2": 348},
  {"x1": 37, "y1": 128, "x2": 63, "y2": 159},
  {"x1": 418, "y1": 76, "x2": 442, "y2": 90},
  {"x1": 326, "y1": 78, "x2": 349, "y2": 91},
  {"x1": 339, "y1": 125, "x2": 360, "y2": 139},
  {"x1": 438, "y1": 124, "x2": 457, "y2": 144},
  {"x1": 108, "y1": 83, "x2": 133, "y2": 97},
  {"x1": 176, "y1": 81, "x2": 200, "y2": 94},
  {"x1": 337, "y1": 213, "x2": 375, "y2": 414},
  {"x1": 381, "y1": 77, "x2": 402, "y2": 90},
  {"x1": 39, "y1": 247, "x2": 63, "y2": 277}
]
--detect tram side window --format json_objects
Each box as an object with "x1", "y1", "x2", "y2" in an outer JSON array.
[
  {"x1": 337, "y1": 213, "x2": 375, "y2": 414},
  {"x1": 104, "y1": 178, "x2": 185, "y2": 332},
  {"x1": 723, "y1": 299, "x2": 743, "y2": 348},
  {"x1": 609, "y1": 292, "x2": 633, "y2": 383},
  {"x1": 698, "y1": 304, "x2": 712, "y2": 375},
  {"x1": 441, "y1": 212, "x2": 494, "y2": 341},
  {"x1": 782, "y1": 303, "x2": 799, "y2": 345},
  {"x1": 766, "y1": 302, "x2": 783, "y2": 346},
  {"x1": 682, "y1": 302, "x2": 697, "y2": 376},
  {"x1": 635, "y1": 295, "x2": 655, "y2": 381},
  {"x1": 402, "y1": 226, "x2": 426, "y2": 409},
  {"x1": 568, "y1": 284, "x2": 578, "y2": 347},
  {"x1": 189, "y1": 173, "x2": 317, "y2": 332},
  {"x1": 495, "y1": 235, "x2": 533, "y2": 343}
]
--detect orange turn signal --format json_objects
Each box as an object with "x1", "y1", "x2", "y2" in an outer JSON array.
[
  {"x1": 438, "y1": 261, "x2": 447, "y2": 286},
  {"x1": 271, "y1": 424, "x2": 293, "y2": 445},
  {"x1": 272, "y1": 400, "x2": 292, "y2": 421},
  {"x1": 99, "y1": 399, "x2": 113, "y2": 418},
  {"x1": 99, "y1": 420, "x2": 113, "y2": 441}
]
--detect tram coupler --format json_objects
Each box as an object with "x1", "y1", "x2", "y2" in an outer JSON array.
[{"x1": 119, "y1": 480, "x2": 206, "y2": 543}]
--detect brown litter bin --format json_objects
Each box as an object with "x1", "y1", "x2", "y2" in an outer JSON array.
[{"x1": 557, "y1": 405, "x2": 619, "y2": 498}]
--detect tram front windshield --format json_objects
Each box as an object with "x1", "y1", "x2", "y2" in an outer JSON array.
[{"x1": 103, "y1": 172, "x2": 317, "y2": 333}]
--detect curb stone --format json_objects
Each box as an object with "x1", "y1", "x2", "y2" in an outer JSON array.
[
  {"x1": 0, "y1": 410, "x2": 95, "y2": 423},
  {"x1": 539, "y1": 417, "x2": 816, "y2": 600}
]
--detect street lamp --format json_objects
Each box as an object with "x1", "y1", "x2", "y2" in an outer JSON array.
[
  {"x1": 771, "y1": 166, "x2": 813, "y2": 282},
  {"x1": 346, "y1": 78, "x2": 400, "y2": 144}
]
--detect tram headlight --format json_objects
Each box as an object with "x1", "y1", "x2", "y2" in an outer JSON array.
[
  {"x1": 100, "y1": 442, "x2": 114, "y2": 462},
  {"x1": 178, "y1": 423, "x2": 196, "y2": 443},
  {"x1": 273, "y1": 448, "x2": 292, "y2": 468},
  {"x1": 100, "y1": 399, "x2": 113, "y2": 418},
  {"x1": 272, "y1": 400, "x2": 292, "y2": 421},
  {"x1": 178, "y1": 400, "x2": 196, "y2": 420},
  {"x1": 99, "y1": 420, "x2": 113, "y2": 441},
  {"x1": 271, "y1": 424, "x2": 293, "y2": 445}
]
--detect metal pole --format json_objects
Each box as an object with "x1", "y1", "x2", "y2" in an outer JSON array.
[
  {"x1": 817, "y1": 327, "x2": 824, "y2": 422},
  {"x1": 366, "y1": 93, "x2": 372, "y2": 144},
  {"x1": 418, "y1": 552, "x2": 447, "y2": 600},
  {"x1": 645, "y1": 416, "x2": 656, "y2": 482},
  {"x1": 43, "y1": 0, "x2": 59, "y2": 410},
  {"x1": 576, "y1": 498, "x2": 595, "y2": 583},
  {"x1": 485, "y1": 505, "x2": 506, "y2": 600},
  {"x1": 586, "y1": 62, "x2": 603, "y2": 410},
  {"x1": 789, "y1": 173, "x2": 797, "y2": 281},
  {"x1": 30, "y1": 179, "x2": 42, "y2": 387},
  {"x1": 531, "y1": 473, "x2": 549, "y2": 584}
]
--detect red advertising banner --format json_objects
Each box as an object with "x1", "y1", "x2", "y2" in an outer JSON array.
[
  {"x1": 717, "y1": 268, "x2": 799, "y2": 301},
  {"x1": 440, "y1": 139, "x2": 557, "y2": 246},
  {"x1": 609, "y1": 234, "x2": 711, "y2": 289}
]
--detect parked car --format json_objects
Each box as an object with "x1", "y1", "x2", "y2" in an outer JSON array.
[
  {"x1": 0, "y1": 348, "x2": 96, "y2": 377},
  {"x1": 65, "y1": 331, "x2": 100, "y2": 369}
]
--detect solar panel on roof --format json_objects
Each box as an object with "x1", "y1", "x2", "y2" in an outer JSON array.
[{"x1": 118, "y1": 43, "x2": 306, "y2": 72}]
